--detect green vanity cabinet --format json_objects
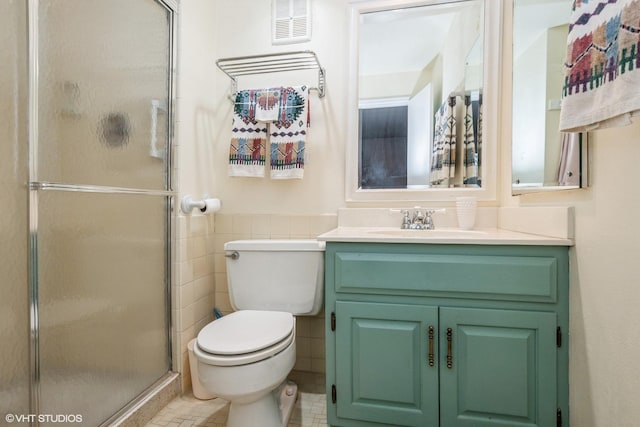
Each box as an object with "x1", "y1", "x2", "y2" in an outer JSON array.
[
  {"x1": 335, "y1": 301, "x2": 440, "y2": 426},
  {"x1": 324, "y1": 242, "x2": 569, "y2": 427}
]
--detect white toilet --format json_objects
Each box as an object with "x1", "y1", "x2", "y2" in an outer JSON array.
[{"x1": 194, "y1": 239, "x2": 325, "y2": 427}]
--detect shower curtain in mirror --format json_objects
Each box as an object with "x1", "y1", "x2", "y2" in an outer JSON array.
[
  {"x1": 463, "y1": 94, "x2": 482, "y2": 186},
  {"x1": 557, "y1": 132, "x2": 580, "y2": 186},
  {"x1": 430, "y1": 96, "x2": 457, "y2": 186}
]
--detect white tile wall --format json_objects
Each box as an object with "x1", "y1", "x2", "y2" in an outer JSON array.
[{"x1": 174, "y1": 214, "x2": 216, "y2": 392}]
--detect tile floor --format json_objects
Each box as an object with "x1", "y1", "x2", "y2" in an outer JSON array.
[{"x1": 146, "y1": 372, "x2": 327, "y2": 427}]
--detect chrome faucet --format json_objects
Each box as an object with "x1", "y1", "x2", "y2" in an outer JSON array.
[
  {"x1": 393, "y1": 207, "x2": 444, "y2": 230},
  {"x1": 399, "y1": 210, "x2": 412, "y2": 229},
  {"x1": 410, "y1": 209, "x2": 433, "y2": 230}
]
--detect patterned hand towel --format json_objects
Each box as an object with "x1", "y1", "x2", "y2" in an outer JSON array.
[
  {"x1": 255, "y1": 88, "x2": 281, "y2": 122},
  {"x1": 559, "y1": 0, "x2": 640, "y2": 132},
  {"x1": 270, "y1": 86, "x2": 309, "y2": 179},
  {"x1": 229, "y1": 90, "x2": 267, "y2": 177}
]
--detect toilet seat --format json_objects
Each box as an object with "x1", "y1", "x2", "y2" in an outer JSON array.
[{"x1": 196, "y1": 310, "x2": 295, "y2": 366}]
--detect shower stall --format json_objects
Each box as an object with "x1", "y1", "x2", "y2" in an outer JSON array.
[{"x1": 1, "y1": 0, "x2": 176, "y2": 425}]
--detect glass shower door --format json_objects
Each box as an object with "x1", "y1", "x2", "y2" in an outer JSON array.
[
  {"x1": 32, "y1": 0, "x2": 173, "y2": 424},
  {"x1": 0, "y1": 0, "x2": 29, "y2": 417}
]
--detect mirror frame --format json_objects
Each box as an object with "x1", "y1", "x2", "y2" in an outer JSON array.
[{"x1": 346, "y1": 0, "x2": 502, "y2": 203}]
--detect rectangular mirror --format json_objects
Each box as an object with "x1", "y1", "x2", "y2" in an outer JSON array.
[
  {"x1": 347, "y1": 0, "x2": 501, "y2": 203},
  {"x1": 511, "y1": 0, "x2": 588, "y2": 194}
]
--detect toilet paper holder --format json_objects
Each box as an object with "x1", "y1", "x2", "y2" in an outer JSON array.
[{"x1": 180, "y1": 195, "x2": 221, "y2": 215}]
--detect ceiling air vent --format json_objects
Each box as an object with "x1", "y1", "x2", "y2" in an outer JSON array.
[{"x1": 272, "y1": 0, "x2": 311, "y2": 45}]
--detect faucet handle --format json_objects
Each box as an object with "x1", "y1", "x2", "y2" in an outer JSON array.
[
  {"x1": 424, "y1": 209, "x2": 446, "y2": 230},
  {"x1": 425, "y1": 208, "x2": 446, "y2": 216},
  {"x1": 390, "y1": 208, "x2": 410, "y2": 216},
  {"x1": 390, "y1": 208, "x2": 411, "y2": 229}
]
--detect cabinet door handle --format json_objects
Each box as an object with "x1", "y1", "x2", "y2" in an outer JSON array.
[
  {"x1": 428, "y1": 325, "x2": 435, "y2": 367},
  {"x1": 446, "y1": 327, "x2": 453, "y2": 369}
]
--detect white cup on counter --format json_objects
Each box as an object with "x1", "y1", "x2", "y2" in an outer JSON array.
[{"x1": 456, "y1": 196, "x2": 477, "y2": 230}]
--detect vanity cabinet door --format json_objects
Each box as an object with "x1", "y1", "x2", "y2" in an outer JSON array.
[
  {"x1": 439, "y1": 307, "x2": 557, "y2": 427},
  {"x1": 335, "y1": 301, "x2": 439, "y2": 427}
]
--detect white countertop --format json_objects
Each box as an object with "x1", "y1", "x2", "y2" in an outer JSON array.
[{"x1": 317, "y1": 227, "x2": 574, "y2": 246}]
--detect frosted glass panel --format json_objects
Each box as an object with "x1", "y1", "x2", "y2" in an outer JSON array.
[
  {"x1": 37, "y1": 191, "x2": 169, "y2": 425},
  {"x1": 37, "y1": 0, "x2": 171, "y2": 190},
  {"x1": 0, "y1": 0, "x2": 30, "y2": 416}
]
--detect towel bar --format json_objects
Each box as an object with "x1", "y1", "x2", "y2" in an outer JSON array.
[{"x1": 216, "y1": 50, "x2": 326, "y2": 99}]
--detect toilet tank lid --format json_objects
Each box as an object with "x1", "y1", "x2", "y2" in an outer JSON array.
[{"x1": 224, "y1": 239, "x2": 325, "y2": 251}]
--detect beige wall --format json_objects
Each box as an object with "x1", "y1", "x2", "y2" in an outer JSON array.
[
  {"x1": 503, "y1": 123, "x2": 640, "y2": 426},
  {"x1": 174, "y1": 0, "x2": 349, "y2": 388},
  {"x1": 360, "y1": 70, "x2": 422, "y2": 99},
  {"x1": 174, "y1": 0, "x2": 219, "y2": 392},
  {"x1": 501, "y1": 7, "x2": 640, "y2": 426},
  {"x1": 177, "y1": 2, "x2": 640, "y2": 425},
  {"x1": 207, "y1": 0, "x2": 349, "y2": 214},
  {"x1": 167, "y1": 0, "x2": 351, "y2": 230}
]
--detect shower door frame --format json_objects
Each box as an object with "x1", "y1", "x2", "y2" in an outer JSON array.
[{"x1": 25, "y1": 0, "x2": 178, "y2": 421}]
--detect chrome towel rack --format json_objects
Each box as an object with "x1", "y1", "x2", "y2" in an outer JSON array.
[{"x1": 216, "y1": 50, "x2": 326, "y2": 98}]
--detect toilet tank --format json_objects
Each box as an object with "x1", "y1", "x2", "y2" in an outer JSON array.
[{"x1": 224, "y1": 240, "x2": 325, "y2": 315}]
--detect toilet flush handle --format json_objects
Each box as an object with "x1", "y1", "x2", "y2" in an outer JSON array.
[{"x1": 225, "y1": 251, "x2": 239, "y2": 260}]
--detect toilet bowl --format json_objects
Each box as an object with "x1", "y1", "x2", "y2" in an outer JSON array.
[
  {"x1": 195, "y1": 311, "x2": 296, "y2": 426},
  {"x1": 194, "y1": 240, "x2": 325, "y2": 427}
]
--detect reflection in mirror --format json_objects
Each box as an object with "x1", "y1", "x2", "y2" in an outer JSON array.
[
  {"x1": 358, "y1": 0, "x2": 484, "y2": 190},
  {"x1": 511, "y1": 0, "x2": 588, "y2": 194}
]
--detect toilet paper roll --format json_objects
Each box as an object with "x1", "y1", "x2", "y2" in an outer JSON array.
[{"x1": 200, "y1": 198, "x2": 221, "y2": 215}]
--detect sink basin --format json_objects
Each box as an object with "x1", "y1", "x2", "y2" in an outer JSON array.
[{"x1": 366, "y1": 228, "x2": 488, "y2": 238}]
